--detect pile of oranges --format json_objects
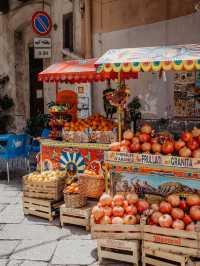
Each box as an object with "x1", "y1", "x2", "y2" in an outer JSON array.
[{"x1": 63, "y1": 114, "x2": 116, "y2": 132}]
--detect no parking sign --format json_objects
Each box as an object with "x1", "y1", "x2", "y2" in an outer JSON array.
[{"x1": 32, "y1": 11, "x2": 52, "y2": 36}]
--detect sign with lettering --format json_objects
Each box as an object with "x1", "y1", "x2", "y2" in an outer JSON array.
[
  {"x1": 34, "y1": 48, "x2": 51, "y2": 59},
  {"x1": 105, "y1": 151, "x2": 200, "y2": 169},
  {"x1": 34, "y1": 37, "x2": 51, "y2": 48}
]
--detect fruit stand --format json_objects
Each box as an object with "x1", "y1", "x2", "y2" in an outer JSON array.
[
  {"x1": 38, "y1": 58, "x2": 137, "y2": 178},
  {"x1": 91, "y1": 44, "x2": 200, "y2": 264}
]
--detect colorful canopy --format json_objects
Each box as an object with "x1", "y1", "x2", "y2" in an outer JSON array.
[
  {"x1": 38, "y1": 58, "x2": 137, "y2": 83},
  {"x1": 95, "y1": 44, "x2": 200, "y2": 73}
]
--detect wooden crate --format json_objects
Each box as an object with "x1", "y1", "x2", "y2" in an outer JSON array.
[
  {"x1": 143, "y1": 225, "x2": 200, "y2": 257},
  {"x1": 60, "y1": 201, "x2": 96, "y2": 231},
  {"x1": 91, "y1": 223, "x2": 141, "y2": 240},
  {"x1": 142, "y1": 247, "x2": 189, "y2": 266},
  {"x1": 23, "y1": 196, "x2": 63, "y2": 222},
  {"x1": 97, "y1": 239, "x2": 140, "y2": 266},
  {"x1": 23, "y1": 177, "x2": 65, "y2": 201}
]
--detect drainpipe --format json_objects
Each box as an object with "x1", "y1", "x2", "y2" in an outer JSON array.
[{"x1": 84, "y1": 0, "x2": 92, "y2": 58}]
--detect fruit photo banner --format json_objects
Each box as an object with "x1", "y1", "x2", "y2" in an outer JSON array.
[
  {"x1": 105, "y1": 151, "x2": 200, "y2": 171},
  {"x1": 95, "y1": 44, "x2": 200, "y2": 73},
  {"x1": 40, "y1": 142, "x2": 108, "y2": 175}
]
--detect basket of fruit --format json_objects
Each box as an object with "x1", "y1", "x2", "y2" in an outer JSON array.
[
  {"x1": 79, "y1": 161, "x2": 105, "y2": 199},
  {"x1": 63, "y1": 183, "x2": 87, "y2": 208}
]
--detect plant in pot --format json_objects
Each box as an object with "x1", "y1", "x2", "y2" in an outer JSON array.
[{"x1": 0, "y1": 95, "x2": 14, "y2": 133}]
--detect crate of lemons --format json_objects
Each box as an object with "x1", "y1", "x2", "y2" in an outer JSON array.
[{"x1": 24, "y1": 170, "x2": 66, "y2": 183}]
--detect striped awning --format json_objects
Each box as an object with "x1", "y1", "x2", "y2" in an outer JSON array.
[
  {"x1": 38, "y1": 58, "x2": 138, "y2": 83},
  {"x1": 95, "y1": 44, "x2": 200, "y2": 73}
]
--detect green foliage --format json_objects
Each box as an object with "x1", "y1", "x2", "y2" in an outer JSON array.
[
  {"x1": 25, "y1": 114, "x2": 50, "y2": 137},
  {"x1": 0, "y1": 95, "x2": 14, "y2": 133},
  {"x1": 128, "y1": 97, "x2": 142, "y2": 133}
]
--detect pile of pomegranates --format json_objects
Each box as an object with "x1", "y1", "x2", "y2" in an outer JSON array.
[
  {"x1": 148, "y1": 193, "x2": 200, "y2": 231},
  {"x1": 91, "y1": 193, "x2": 149, "y2": 225},
  {"x1": 110, "y1": 124, "x2": 200, "y2": 158}
]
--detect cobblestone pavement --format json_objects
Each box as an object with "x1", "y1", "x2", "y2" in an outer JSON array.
[{"x1": 0, "y1": 171, "x2": 131, "y2": 266}]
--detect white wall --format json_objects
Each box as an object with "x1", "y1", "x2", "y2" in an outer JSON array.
[{"x1": 92, "y1": 12, "x2": 200, "y2": 119}]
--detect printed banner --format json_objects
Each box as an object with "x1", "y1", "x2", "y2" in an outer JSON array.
[
  {"x1": 41, "y1": 144, "x2": 105, "y2": 177},
  {"x1": 105, "y1": 151, "x2": 200, "y2": 169}
]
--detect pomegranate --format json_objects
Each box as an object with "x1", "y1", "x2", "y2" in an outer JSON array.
[
  {"x1": 103, "y1": 206, "x2": 112, "y2": 217},
  {"x1": 126, "y1": 193, "x2": 138, "y2": 204},
  {"x1": 92, "y1": 206, "x2": 104, "y2": 221},
  {"x1": 130, "y1": 143, "x2": 141, "y2": 153},
  {"x1": 100, "y1": 215, "x2": 112, "y2": 224},
  {"x1": 187, "y1": 139, "x2": 199, "y2": 151},
  {"x1": 123, "y1": 215, "x2": 137, "y2": 225},
  {"x1": 112, "y1": 206, "x2": 124, "y2": 217},
  {"x1": 125, "y1": 205, "x2": 137, "y2": 215},
  {"x1": 99, "y1": 193, "x2": 112, "y2": 207},
  {"x1": 192, "y1": 127, "x2": 200, "y2": 138},
  {"x1": 181, "y1": 131, "x2": 193, "y2": 142},
  {"x1": 112, "y1": 217, "x2": 123, "y2": 224},
  {"x1": 132, "y1": 136, "x2": 140, "y2": 144},
  {"x1": 151, "y1": 203, "x2": 159, "y2": 211},
  {"x1": 110, "y1": 142, "x2": 121, "y2": 152},
  {"x1": 139, "y1": 133, "x2": 151, "y2": 143},
  {"x1": 172, "y1": 219, "x2": 185, "y2": 230},
  {"x1": 121, "y1": 139, "x2": 131, "y2": 147},
  {"x1": 190, "y1": 206, "x2": 200, "y2": 221},
  {"x1": 179, "y1": 147, "x2": 192, "y2": 158},
  {"x1": 159, "y1": 201, "x2": 172, "y2": 214},
  {"x1": 123, "y1": 130, "x2": 134, "y2": 140},
  {"x1": 113, "y1": 194, "x2": 125, "y2": 206},
  {"x1": 162, "y1": 141, "x2": 174, "y2": 155},
  {"x1": 141, "y1": 124, "x2": 152, "y2": 134},
  {"x1": 174, "y1": 139, "x2": 185, "y2": 151},
  {"x1": 183, "y1": 214, "x2": 193, "y2": 225},
  {"x1": 186, "y1": 194, "x2": 200, "y2": 206},
  {"x1": 171, "y1": 208, "x2": 184, "y2": 220},
  {"x1": 141, "y1": 142, "x2": 151, "y2": 152},
  {"x1": 186, "y1": 222, "x2": 196, "y2": 231},
  {"x1": 159, "y1": 214, "x2": 173, "y2": 228},
  {"x1": 120, "y1": 145, "x2": 130, "y2": 153},
  {"x1": 152, "y1": 143, "x2": 162, "y2": 153},
  {"x1": 167, "y1": 194, "x2": 180, "y2": 207},
  {"x1": 123, "y1": 200, "x2": 129, "y2": 208},
  {"x1": 136, "y1": 199, "x2": 149, "y2": 213},
  {"x1": 179, "y1": 198, "x2": 187, "y2": 210},
  {"x1": 151, "y1": 137, "x2": 159, "y2": 144},
  {"x1": 193, "y1": 149, "x2": 200, "y2": 158},
  {"x1": 151, "y1": 211, "x2": 162, "y2": 225}
]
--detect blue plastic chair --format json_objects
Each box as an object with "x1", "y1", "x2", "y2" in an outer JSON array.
[{"x1": 0, "y1": 134, "x2": 27, "y2": 183}]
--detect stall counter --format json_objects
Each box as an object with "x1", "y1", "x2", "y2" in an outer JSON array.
[{"x1": 40, "y1": 139, "x2": 109, "y2": 176}]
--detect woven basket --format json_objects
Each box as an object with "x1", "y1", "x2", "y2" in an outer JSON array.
[
  {"x1": 64, "y1": 193, "x2": 87, "y2": 208},
  {"x1": 79, "y1": 174, "x2": 105, "y2": 199}
]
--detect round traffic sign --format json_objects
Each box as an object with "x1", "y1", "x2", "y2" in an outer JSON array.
[{"x1": 32, "y1": 11, "x2": 52, "y2": 36}]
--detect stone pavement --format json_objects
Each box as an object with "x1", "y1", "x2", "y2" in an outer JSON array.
[{"x1": 0, "y1": 171, "x2": 130, "y2": 266}]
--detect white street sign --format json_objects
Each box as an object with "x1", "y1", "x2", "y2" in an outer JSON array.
[
  {"x1": 34, "y1": 37, "x2": 51, "y2": 48},
  {"x1": 34, "y1": 48, "x2": 51, "y2": 59}
]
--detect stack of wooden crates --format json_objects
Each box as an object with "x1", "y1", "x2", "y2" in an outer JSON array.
[
  {"x1": 91, "y1": 221, "x2": 141, "y2": 265},
  {"x1": 22, "y1": 172, "x2": 65, "y2": 221}
]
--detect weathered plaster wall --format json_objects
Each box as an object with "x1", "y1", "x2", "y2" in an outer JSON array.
[{"x1": 92, "y1": 12, "x2": 200, "y2": 119}]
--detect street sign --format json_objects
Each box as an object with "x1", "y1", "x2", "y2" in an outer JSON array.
[
  {"x1": 34, "y1": 48, "x2": 51, "y2": 59},
  {"x1": 34, "y1": 37, "x2": 51, "y2": 48},
  {"x1": 32, "y1": 11, "x2": 52, "y2": 36}
]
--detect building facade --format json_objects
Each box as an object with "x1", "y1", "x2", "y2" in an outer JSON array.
[{"x1": 0, "y1": 0, "x2": 200, "y2": 132}]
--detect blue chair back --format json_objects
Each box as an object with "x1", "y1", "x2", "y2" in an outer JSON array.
[{"x1": 6, "y1": 134, "x2": 26, "y2": 159}]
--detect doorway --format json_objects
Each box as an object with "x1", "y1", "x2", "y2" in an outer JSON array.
[{"x1": 29, "y1": 47, "x2": 44, "y2": 117}]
